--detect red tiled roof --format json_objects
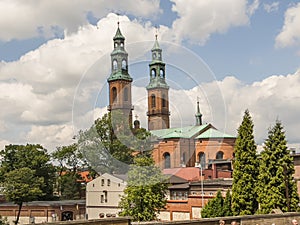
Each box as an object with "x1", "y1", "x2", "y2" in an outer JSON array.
[
  {"x1": 163, "y1": 167, "x2": 201, "y2": 181},
  {"x1": 60, "y1": 170, "x2": 93, "y2": 183}
]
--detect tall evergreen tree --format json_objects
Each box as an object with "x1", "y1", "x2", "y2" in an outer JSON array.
[
  {"x1": 223, "y1": 190, "x2": 233, "y2": 216},
  {"x1": 231, "y1": 109, "x2": 259, "y2": 215},
  {"x1": 201, "y1": 190, "x2": 232, "y2": 218},
  {"x1": 256, "y1": 120, "x2": 299, "y2": 213}
]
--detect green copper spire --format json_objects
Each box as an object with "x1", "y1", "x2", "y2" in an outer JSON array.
[
  {"x1": 113, "y1": 22, "x2": 125, "y2": 41},
  {"x1": 152, "y1": 34, "x2": 160, "y2": 51},
  {"x1": 108, "y1": 23, "x2": 132, "y2": 82},
  {"x1": 195, "y1": 99, "x2": 203, "y2": 126},
  {"x1": 146, "y1": 35, "x2": 168, "y2": 90}
]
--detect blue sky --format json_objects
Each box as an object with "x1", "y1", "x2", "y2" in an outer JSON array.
[{"x1": 0, "y1": 0, "x2": 300, "y2": 151}]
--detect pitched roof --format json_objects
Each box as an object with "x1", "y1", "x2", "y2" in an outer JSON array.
[
  {"x1": 163, "y1": 167, "x2": 201, "y2": 181},
  {"x1": 166, "y1": 174, "x2": 188, "y2": 184},
  {"x1": 151, "y1": 124, "x2": 211, "y2": 139},
  {"x1": 195, "y1": 128, "x2": 235, "y2": 139}
]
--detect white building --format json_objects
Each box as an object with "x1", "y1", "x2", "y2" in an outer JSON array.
[{"x1": 86, "y1": 173, "x2": 127, "y2": 219}]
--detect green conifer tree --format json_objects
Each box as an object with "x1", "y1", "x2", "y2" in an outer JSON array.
[
  {"x1": 223, "y1": 190, "x2": 233, "y2": 216},
  {"x1": 231, "y1": 109, "x2": 259, "y2": 215},
  {"x1": 257, "y1": 120, "x2": 299, "y2": 213},
  {"x1": 201, "y1": 190, "x2": 225, "y2": 218}
]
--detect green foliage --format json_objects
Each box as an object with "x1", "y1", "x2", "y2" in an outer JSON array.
[
  {"x1": 52, "y1": 143, "x2": 85, "y2": 173},
  {"x1": 231, "y1": 110, "x2": 259, "y2": 215},
  {"x1": 223, "y1": 190, "x2": 233, "y2": 216},
  {"x1": 119, "y1": 155, "x2": 168, "y2": 221},
  {"x1": 0, "y1": 215, "x2": 9, "y2": 225},
  {"x1": 3, "y1": 167, "x2": 44, "y2": 204},
  {"x1": 201, "y1": 190, "x2": 232, "y2": 218},
  {"x1": 60, "y1": 173, "x2": 82, "y2": 200},
  {"x1": 79, "y1": 112, "x2": 152, "y2": 174},
  {"x1": 0, "y1": 144, "x2": 55, "y2": 200},
  {"x1": 2, "y1": 167, "x2": 44, "y2": 225},
  {"x1": 52, "y1": 143, "x2": 88, "y2": 199},
  {"x1": 256, "y1": 120, "x2": 299, "y2": 213}
]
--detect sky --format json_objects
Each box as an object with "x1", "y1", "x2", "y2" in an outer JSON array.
[{"x1": 1, "y1": 0, "x2": 300, "y2": 152}]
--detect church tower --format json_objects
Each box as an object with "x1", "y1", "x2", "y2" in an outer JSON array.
[
  {"x1": 146, "y1": 35, "x2": 170, "y2": 130},
  {"x1": 107, "y1": 23, "x2": 133, "y2": 128}
]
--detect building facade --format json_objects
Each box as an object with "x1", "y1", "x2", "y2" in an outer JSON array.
[
  {"x1": 0, "y1": 200, "x2": 85, "y2": 225},
  {"x1": 86, "y1": 173, "x2": 127, "y2": 219}
]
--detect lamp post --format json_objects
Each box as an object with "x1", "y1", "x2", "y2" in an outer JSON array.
[
  {"x1": 200, "y1": 164, "x2": 204, "y2": 208},
  {"x1": 195, "y1": 163, "x2": 204, "y2": 208}
]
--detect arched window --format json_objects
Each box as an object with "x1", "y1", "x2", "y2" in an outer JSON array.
[
  {"x1": 162, "y1": 94, "x2": 166, "y2": 107},
  {"x1": 120, "y1": 42, "x2": 124, "y2": 47},
  {"x1": 198, "y1": 152, "x2": 205, "y2": 168},
  {"x1": 151, "y1": 69, "x2": 156, "y2": 77},
  {"x1": 124, "y1": 87, "x2": 128, "y2": 101},
  {"x1": 160, "y1": 69, "x2": 164, "y2": 77},
  {"x1": 122, "y1": 59, "x2": 127, "y2": 70},
  {"x1": 164, "y1": 152, "x2": 171, "y2": 169},
  {"x1": 151, "y1": 94, "x2": 156, "y2": 108},
  {"x1": 216, "y1": 151, "x2": 224, "y2": 159},
  {"x1": 113, "y1": 60, "x2": 118, "y2": 70},
  {"x1": 112, "y1": 87, "x2": 117, "y2": 103}
]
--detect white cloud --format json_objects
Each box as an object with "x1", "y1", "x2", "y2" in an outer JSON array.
[
  {"x1": 275, "y1": 2, "x2": 300, "y2": 48},
  {"x1": 1, "y1": 10, "x2": 300, "y2": 153},
  {"x1": 0, "y1": 0, "x2": 160, "y2": 41},
  {"x1": 0, "y1": 13, "x2": 169, "y2": 151},
  {"x1": 169, "y1": 0, "x2": 258, "y2": 44},
  {"x1": 210, "y1": 70, "x2": 300, "y2": 144},
  {"x1": 263, "y1": 2, "x2": 279, "y2": 13},
  {"x1": 26, "y1": 124, "x2": 75, "y2": 151}
]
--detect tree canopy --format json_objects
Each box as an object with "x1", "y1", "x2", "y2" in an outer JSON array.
[
  {"x1": 119, "y1": 154, "x2": 168, "y2": 221},
  {"x1": 231, "y1": 109, "x2": 259, "y2": 215},
  {"x1": 79, "y1": 111, "x2": 152, "y2": 174},
  {"x1": 0, "y1": 144, "x2": 55, "y2": 200},
  {"x1": 0, "y1": 144, "x2": 53, "y2": 224},
  {"x1": 256, "y1": 120, "x2": 299, "y2": 213}
]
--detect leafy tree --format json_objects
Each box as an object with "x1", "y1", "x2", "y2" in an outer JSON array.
[
  {"x1": 0, "y1": 216, "x2": 9, "y2": 225},
  {"x1": 119, "y1": 155, "x2": 168, "y2": 221},
  {"x1": 231, "y1": 110, "x2": 259, "y2": 215},
  {"x1": 256, "y1": 120, "x2": 299, "y2": 213},
  {"x1": 52, "y1": 143, "x2": 85, "y2": 175},
  {"x1": 0, "y1": 144, "x2": 55, "y2": 200},
  {"x1": 60, "y1": 173, "x2": 82, "y2": 200},
  {"x1": 2, "y1": 167, "x2": 44, "y2": 225},
  {"x1": 223, "y1": 190, "x2": 233, "y2": 216},
  {"x1": 52, "y1": 143, "x2": 88, "y2": 199},
  {"x1": 79, "y1": 111, "x2": 152, "y2": 174}
]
